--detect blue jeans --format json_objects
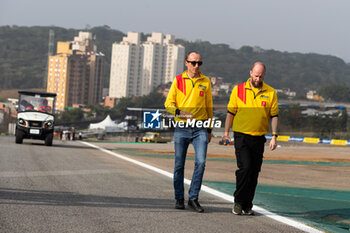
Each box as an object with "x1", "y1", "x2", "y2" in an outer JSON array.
[{"x1": 173, "y1": 126, "x2": 208, "y2": 200}]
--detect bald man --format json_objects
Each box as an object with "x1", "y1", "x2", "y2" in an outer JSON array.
[{"x1": 222, "y1": 62, "x2": 279, "y2": 215}]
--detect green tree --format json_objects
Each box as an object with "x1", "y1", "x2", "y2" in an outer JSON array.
[
  {"x1": 134, "y1": 92, "x2": 165, "y2": 108},
  {"x1": 87, "y1": 104, "x2": 114, "y2": 119},
  {"x1": 112, "y1": 97, "x2": 134, "y2": 119},
  {"x1": 2, "y1": 25, "x2": 350, "y2": 97},
  {"x1": 319, "y1": 85, "x2": 350, "y2": 102},
  {"x1": 336, "y1": 109, "x2": 348, "y2": 132},
  {"x1": 56, "y1": 108, "x2": 84, "y2": 124},
  {"x1": 279, "y1": 104, "x2": 304, "y2": 131},
  {"x1": 277, "y1": 92, "x2": 289, "y2": 100}
]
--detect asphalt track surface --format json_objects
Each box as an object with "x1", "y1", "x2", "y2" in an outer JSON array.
[
  {"x1": 105, "y1": 141, "x2": 350, "y2": 233},
  {"x1": 0, "y1": 136, "x2": 319, "y2": 233},
  {"x1": 87, "y1": 141, "x2": 350, "y2": 233}
]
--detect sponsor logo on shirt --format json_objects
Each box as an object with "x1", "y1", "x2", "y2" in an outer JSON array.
[{"x1": 198, "y1": 84, "x2": 207, "y2": 90}]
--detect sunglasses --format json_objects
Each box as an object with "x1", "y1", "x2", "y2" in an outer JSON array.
[{"x1": 186, "y1": 60, "x2": 203, "y2": 66}]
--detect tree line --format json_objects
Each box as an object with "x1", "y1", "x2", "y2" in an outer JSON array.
[
  {"x1": 1, "y1": 25, "x2": 350, "y2": 102},
  {"x1": 55, "y1": 92, "x2": 166, "y2": 125},
  {"x1": 279, "y1": 104, "x2": 349, "y2": 138}
]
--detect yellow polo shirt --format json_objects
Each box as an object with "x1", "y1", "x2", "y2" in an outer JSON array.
[
  {"x1": 165, "y1": 71, "x2": 213, "y2": 122},
  {"x1": 227, "y1": 78, "x2": 279, "y2": 136}
]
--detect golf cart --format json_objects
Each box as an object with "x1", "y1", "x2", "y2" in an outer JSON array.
[{"x1": 16, "y1": 90, "x2": 57, "y2": 146}]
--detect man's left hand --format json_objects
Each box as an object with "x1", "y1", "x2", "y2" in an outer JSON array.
[{"x1": 270, "y1": 137, "x2": 277, "y2": 150}]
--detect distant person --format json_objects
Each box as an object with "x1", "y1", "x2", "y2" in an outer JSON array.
[
  {"x1": 79, "y1": 132, "x2": 82, "y2": 140},
  {"x1": 38, "y1": 99, "x2": 51, "y2": 113},
  {"x1": 59, "y1": 130, "x2": 63, "y2": 140},
  {"x1": 165, "y1": 51, "x2": 213, "y2": 213},
  {"x1": 20, "y1": 99, "x2": 33, "y2": 111},
  {"x1": 222, "y1": 62, "x2": 279, "y2": 215}
]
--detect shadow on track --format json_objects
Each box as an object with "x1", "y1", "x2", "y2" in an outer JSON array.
[{"x1": 0, "y1": 187, "x2": 232, "y2": 213}]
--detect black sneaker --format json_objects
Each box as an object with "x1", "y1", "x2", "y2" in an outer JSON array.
[
  {"x1": 232, "y1": 203, "x2": 242, "y2": 215},
  {"x1": 242, "y1": 208, "x2": 255, "y2": 215},
  {"x1": 188, "y1": 199, "x2": 204, "y2": 213},
  {"x1": 175, "y1": 198, "x2": 185, "y2": 209}
]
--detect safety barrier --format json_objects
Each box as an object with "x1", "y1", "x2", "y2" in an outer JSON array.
[{"x1": 265, "y1": 135, "x2": 350, "y2": 146}]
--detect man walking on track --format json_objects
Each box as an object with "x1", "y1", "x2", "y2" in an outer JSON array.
[
  {"x1": 165, "y1": 51, "x2": 213, "y2": 213},
  {"x1": 222, "y1": 61, "x2": 279, "y2": 215}
]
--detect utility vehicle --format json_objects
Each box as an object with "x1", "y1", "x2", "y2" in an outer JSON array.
[{"x1": 16, "y1": 90, "x2": 57, "y2": 146}]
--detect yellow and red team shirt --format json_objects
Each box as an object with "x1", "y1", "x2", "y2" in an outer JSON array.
[
  {"x1": 227, "y1": 78, "x2": 279, "y2": 136},
  {"x1": 165, "y1": 71, "x2": 213, "y2": 122}
]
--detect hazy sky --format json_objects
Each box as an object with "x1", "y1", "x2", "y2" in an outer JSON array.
[{"x1": 2, "y1": 0, "x2": 350, "y2": 62}]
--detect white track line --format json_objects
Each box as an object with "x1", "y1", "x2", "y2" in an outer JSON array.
[{"x1": 81, "y1": 141, "x2": 323, "y2": 233}]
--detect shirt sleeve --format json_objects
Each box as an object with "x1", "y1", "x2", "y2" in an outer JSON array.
[
  {"x1": 227, "y1": 86, "x2": 238, "y2": 115},
  {"x1": 206, "y1": 80, "x2": 213, "y2": 130},
  {"x1": 164, "y1": 78, "x2": 177, "y2": 116},
  {"x1": 206, "y1": 80, "x2": 213, "y2": 120},
  {"x1": 270, "y1": 89, "x2": 279, "y2": 117}
]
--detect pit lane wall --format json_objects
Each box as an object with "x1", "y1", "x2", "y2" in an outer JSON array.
[{"x1": 265, "y1": 135, "x2": 350, "y2": 146}]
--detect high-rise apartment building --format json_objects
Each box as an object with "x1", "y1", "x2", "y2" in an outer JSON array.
[
  {"x1": 109, "y1": 32, "x2": 143, "y2": 98},
  {"x1": 46, "y1": 32, "x2": 104, "y2": 111},
  {"x1": 109, "y1": 32, "x2": 185, "y2": 98}
]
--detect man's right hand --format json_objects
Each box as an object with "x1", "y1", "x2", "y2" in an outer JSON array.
[{"x1": 222, "y1": 135, "x2": 231, "y2": 145}]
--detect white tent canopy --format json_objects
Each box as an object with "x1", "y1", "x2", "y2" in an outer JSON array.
[{"x1": 89, "y1": 115, "x2": 124, "y2": 132}]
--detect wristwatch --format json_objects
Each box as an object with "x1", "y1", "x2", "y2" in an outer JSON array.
[{"x1": 272, "y1": 133, "x2": 278, "y2": 138}]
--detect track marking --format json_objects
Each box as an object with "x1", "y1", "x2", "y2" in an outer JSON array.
[{"x1": 81, "y1": 141, "x2": 324, "y2": 233}]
